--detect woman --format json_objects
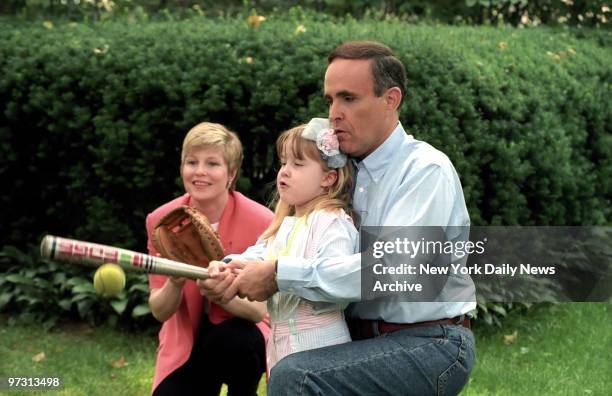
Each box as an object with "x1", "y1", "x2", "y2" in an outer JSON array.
[{"x1": 146, "y1": 122, "x2": 273, "y2": 395}]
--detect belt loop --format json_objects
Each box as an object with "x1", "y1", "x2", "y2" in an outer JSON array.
[
  {"x1": 371, "y1": 321, "x2": 381, "y2": 337},
  {"x1": 455, "y1": 314, "x2": 465, "y2": 325}
]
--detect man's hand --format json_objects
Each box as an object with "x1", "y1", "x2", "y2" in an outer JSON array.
[
  {"x1": 196, "y1": 260, "x2": 236, "y2": 304},
  {"x1": 222, "y1": 259, "x2": 278, "y2": 303}
]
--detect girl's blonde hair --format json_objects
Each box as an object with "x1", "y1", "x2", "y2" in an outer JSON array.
[
  {"x1": 260, "y1": 125, "x2": 356, "y2": 241},
  {"x1": 181, "y1": 122, "x2": 243, "y2": 190}
]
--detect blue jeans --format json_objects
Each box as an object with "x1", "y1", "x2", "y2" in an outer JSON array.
[{"x1": 268, "y1": 324, "x2": 475, "y2": 396}]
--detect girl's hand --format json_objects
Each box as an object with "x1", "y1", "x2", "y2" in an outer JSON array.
[
  {"x1": 197, "y1": 260, "x2": 236, "y2": 303},
  {"x1": 206, "y1": 260, "x2": 225, "y2": 278}
]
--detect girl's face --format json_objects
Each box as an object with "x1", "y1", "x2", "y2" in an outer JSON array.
[
  {"x1": 277, "y1": 145, "x2": 336, "y2": 217},
  {"x1": 182, "y1": 146, "x2": 235, "y2": 208}
]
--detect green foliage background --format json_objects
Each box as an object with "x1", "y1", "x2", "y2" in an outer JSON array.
[
  {"x1": 3, "y1": 0, "x2": 610, "y2": 27},
  {"x1": 1, "y1": 17, "x2": 609, "y2": 250},
  {"x1": 0, "y1": 16, "x2": 610, "y2": 326}
]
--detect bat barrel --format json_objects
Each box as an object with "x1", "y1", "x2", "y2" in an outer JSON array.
[
  {"x1": 40, "y1": 235, "x2": 209, "y2": 280},
  {"x1": 41, "y1": 235, "x2": 103, "y2": 268}
]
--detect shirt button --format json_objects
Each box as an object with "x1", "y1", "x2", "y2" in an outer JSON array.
[{"x1": 358, "y1": 187, "x2": 365, "y2": 193}]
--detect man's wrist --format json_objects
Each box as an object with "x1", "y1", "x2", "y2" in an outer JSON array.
[{"x1": 273, "y1": 259, "x2": 279, "y2": 292}]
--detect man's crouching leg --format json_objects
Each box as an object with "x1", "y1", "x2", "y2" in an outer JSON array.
[{"x1": 268, "y1": 325, "x2": 475, "y2": 396}]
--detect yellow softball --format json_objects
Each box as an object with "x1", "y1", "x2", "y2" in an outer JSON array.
[{"x1": 93, "y1": 263, "x2": 126, "y2": 297}]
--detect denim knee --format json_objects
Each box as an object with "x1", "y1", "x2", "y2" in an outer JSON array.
[
  {"x1": 268, "y1": 353, "x2": 306, "y2": 395},
  {"x1": 436, "y1": 326, "x2": 476, "y2": 395}
]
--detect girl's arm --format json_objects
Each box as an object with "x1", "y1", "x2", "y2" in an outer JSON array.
[
  {"x1": 219, "y1": 212, "x2": 360, "y2": 304},
  {"x1": 224, "y1": 238, "x2": 267, "y2": 262}
]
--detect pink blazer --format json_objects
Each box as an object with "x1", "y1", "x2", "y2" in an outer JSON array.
[{"x1": 146, "y1": 191, "x2": 273, "y2": 391}]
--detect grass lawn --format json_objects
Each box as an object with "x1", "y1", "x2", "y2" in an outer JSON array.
[
  {"x1": 462, "y1": 303, "x2": 611, "y2": 396},
  {"x1": 0, "y1": 318, "x2": 157, "y2": 396},
  {"x1": 1, "y1": 303, "x2": 610, "y2": 395}
]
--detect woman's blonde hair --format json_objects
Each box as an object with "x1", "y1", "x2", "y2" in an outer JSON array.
[
  {"x1": 181, "y1": 122, "x2": 243, "y2": 190},
  {"x1": 260, "y1": 125, "x2": 356, "y2": 241}
]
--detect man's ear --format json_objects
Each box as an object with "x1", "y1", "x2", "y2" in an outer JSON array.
[
  {"x1": 385, "y1": 87, "x2": 402, "y2": 111},
  {"x1": 321, "y1": 169, "x2": 338, "y2": 188}
]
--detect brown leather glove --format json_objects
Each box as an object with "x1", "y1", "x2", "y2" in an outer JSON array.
[{"x1": 152, "y1": 206, "x2": 224, "y2": 268}]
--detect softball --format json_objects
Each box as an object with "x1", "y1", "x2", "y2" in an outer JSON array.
[{"x1": 93, "y1": 263, "x2": 126, "y2": 297}]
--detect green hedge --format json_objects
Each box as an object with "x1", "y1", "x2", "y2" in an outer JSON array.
[{"x1": 1, "y1": 17, "x2": 610, "y2": 254}]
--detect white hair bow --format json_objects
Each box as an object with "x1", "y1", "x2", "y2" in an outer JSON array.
[{"x1": 301, "y1": 118, "x2": 347, "y2": 168}]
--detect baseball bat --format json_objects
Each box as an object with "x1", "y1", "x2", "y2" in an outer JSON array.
[{"x1": 40, "y1": 235, "x2": 209, "y2": 280}]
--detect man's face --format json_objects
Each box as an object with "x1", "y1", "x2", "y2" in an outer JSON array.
[{"x1": 324, "y1": 58, "x2": 391, "y2": 159}]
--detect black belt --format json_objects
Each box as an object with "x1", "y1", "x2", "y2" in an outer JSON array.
[{"x1": 349, "y1": 316, "x2": 470, "y2": 340}]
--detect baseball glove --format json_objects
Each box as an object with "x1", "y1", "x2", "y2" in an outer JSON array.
[{"x1": 152, "y1": 205, "x2": 225, "y2": 268}]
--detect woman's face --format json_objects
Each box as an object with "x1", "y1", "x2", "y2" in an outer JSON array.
[{"x1": 182, "y1": 146, "x2": 234, "y2": 207}]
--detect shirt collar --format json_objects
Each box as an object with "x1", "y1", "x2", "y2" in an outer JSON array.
[{"x1": 355, "y1": 122, "x2": 411, "y2": 184}]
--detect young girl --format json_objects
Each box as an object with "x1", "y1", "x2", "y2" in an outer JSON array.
[{"x1": 224, "y1": 118, "x2": 359, "y2": 373}]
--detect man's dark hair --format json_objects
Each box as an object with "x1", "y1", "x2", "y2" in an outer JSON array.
[{"x1": 328, "y1": 41, "x2": 406, "y2": 107}]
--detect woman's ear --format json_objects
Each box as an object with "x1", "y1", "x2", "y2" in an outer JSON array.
[
  {"x1": 227, "y1": 168, "x2": 238, "y2": 188},
  {"x1": 321, "y1": 169, "x2": 338, "y2": 188}
]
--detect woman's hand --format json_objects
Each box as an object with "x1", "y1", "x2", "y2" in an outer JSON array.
[
  {"x1": 149, "y1": 276, "x2": 187, "y2": 323},
  {"x1": 169, "y1": 276, "x2": 186, "y2": 288},
  {"x1": 148, "y1": 252, "x2": 188, "y2": 322}
]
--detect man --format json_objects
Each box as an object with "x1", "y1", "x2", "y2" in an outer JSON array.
[{"x1": 202, "y1": 41, "x2": 476, "y2": 395}]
